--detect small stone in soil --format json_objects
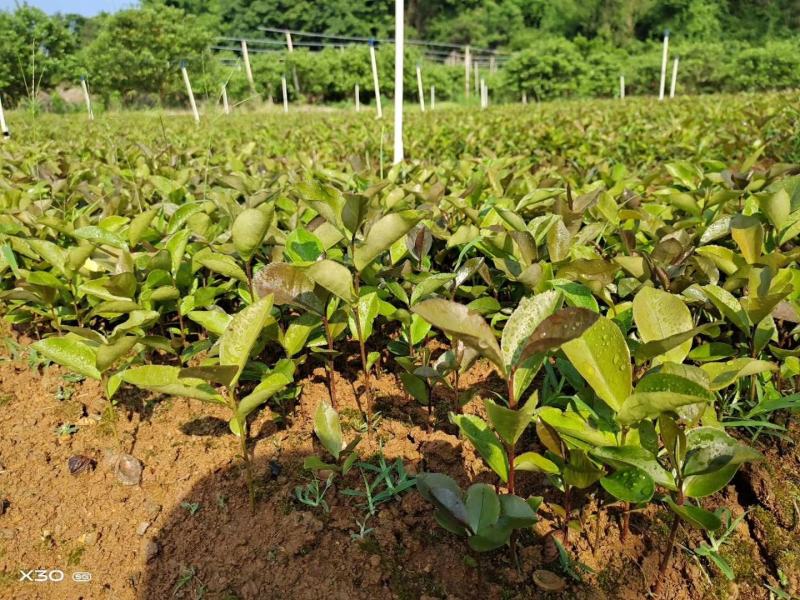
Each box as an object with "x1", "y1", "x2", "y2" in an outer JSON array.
[
  {"x1": 145, "y1": 540, "x2": 159, "y2": 562},
  {"x1": 112, "y1": 453, "x2": 143, "y2": 486},
  {"x1": 144, "y1": 500, "x2": 162, "y2": 520},
  {"x1": 136, "y1": 522, "x2": 151, "y2": 536},
  {"x1": 269, "y1": 460, "x2": 282, "y2": 479},
  {"x1": 68, "y1": 455, "x2": 96, "y2": 475}
]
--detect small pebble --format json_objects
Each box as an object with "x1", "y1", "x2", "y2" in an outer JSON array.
[
  {"x1": 136, "y1": 522, "x2": 151, "y2": 536},
  {"x1": 113, "y1": 453, "x2": 143, "y2": 486},
  {"x1": 68, "y1": 455, "x2": 96, "y2": 475},
  {"x1": 145, "y1": 541, "x2": 159, "y2": 562}
]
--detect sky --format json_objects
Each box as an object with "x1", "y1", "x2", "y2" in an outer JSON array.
[{"x1": 0, "y1": 0, "x2": 135, "y2": 16}]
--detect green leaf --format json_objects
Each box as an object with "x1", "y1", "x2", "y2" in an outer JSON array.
[
  {"x1": 232, "y1": 208, "x2": 272, "y2": 260},
  {"x1": 702, "y1": 285, "x2": 750, "y2": 334},
  {"x1": 197, "y1": 253, "x2": 248, "y2": 284},
  {"x1": 465, "y1": 483, "x2": 500, "y2": 535},
  {"x1": 413, "y1": 299, "x2": 505, "y2": 375},
  {"x1": 95, "y1": 336, "x2": 139, "y2": 372},
  {"x1": 561, "y1": 316, "x2": 632, "y2": 412},
  {"x1": 537, "y1": 406, "x2": 617, "y2": 448},
  {"x1": 758, "y1": 190, "x2": 791, "y2": 230},
  {"x1": 306, "y1": 259, "x2": 355, "y2": 303},
  {"x1": 253, "y1": 263, "x2": 316, "y2": 306},
  {"x1": 179, "y1": 365, "x2": 239, "y2": 387},
  {"x1": 400, "y1": 372, "x2": 429, "y2": 404},
  {"x1": 617, "y1": 373, "x2": 713, "y2": 425},
  {"x1": 563, "y1": 449, "x2": 604, "y2": 489},
  {"x1": 498, "y1": 494, "x2": 538, "y2": 528},
  {"x1": 32, "y1": 337, "x2": 101, "y2": 380},
  {"x1": 590, "y1": 445, "x2": 676, "y2": 490},
  {"x1": 664, "y1": 497, "x2": 722, "y2": 531},
  {"x1": 700, "y1": 358, "x2": 777, "y2": 390},
  {"x1": 514, "y1": 451, "x2": 559, "y2": 474},
  {"x1": 237, "y1": 370, "x2": 293, "y2": 422},
  {"x1": 634, "y1": 323, "x2": 720, "y2": 364},
  {"x1": 730, "y1": 214, "x2": 763, "y2": 264},
  {"x1": 600, "y1": 467, "x2": 655, "y2": 503},
  {"x1": 314, "y1": 401, "x2": 343, "y2": 460},
  {"x1": 353, "y1": 210, "x2": 423, "y2": 272},
  {"x1": 73, "y1": 226, "x2": 127, "y2": 249},
  {"x1": 632, "y1": 287, "x2": 694, "y2": 364},
  {"x1": 484, "y1": 392, "x2": 538, "y2": 445},
  {"x1": 500, "y1": 290, "x2": 560, "y2": 369},
  {"x1": 128, "y1": 209, "x2": 158, "y2": 246},
  {"x1": 119, "y1": 365, "x2": 223, "y2": 403},
  {"x1": 450, "y1": 413, "x2": 509, "y2": 482},
  {"x1": 681, "y1": 427, "x2": 762, "y2": 497},
  {"x1": 187, "y1": 310, "x2": 231, "y2": 336},
  {"x1": 219, "y1": 295, "x2": 274, "y2": 385}
]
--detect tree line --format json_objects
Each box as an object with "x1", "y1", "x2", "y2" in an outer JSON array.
[{"x1": 0, "y1": 2, "x2": 798, "y2": 109}]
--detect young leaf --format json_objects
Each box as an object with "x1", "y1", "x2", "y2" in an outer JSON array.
[
  {"x1": 632, "y1": 287, "x2": 694, "y2": 364},
  {"x1": 413, "y1": 299, "x2": 505, "y2": 375},
  {"x1": 219, "y1": 295, "x2": 275, "y2": 385},
  {"x1": 515, "y1": 307, "x2": 599, "y2": 366},
  {"x1": 450, "y1": 413, "x2": 509, "y2": 482},
  {"x1": 32, "y1": 337, "x2": 101, "y2": 380},
  {"x1": 500, "y1": 291, "x2": 560, "y2": 370},
  {"x1": 353, "y1": 211, "x2": 423, "y2": 272},
  {"x1": 600, "y1": 467, "x2": 655, "y2": 503},
  {"x1": 561, "y1": 316, "x2": 632, "y2": 412},
  {"x1": 484, "y1": 392, "x2": 538, "y2": 446},
  {"x1": 119, "y1": 365, "x2": 223, "y2": 403},
  {"x1": 253, "y1": 263, "x2": 316, "y2": 306},
  {"x1": 664, "y1": 497, "x2": 722, "y2": 531},
  {"x1": 232, "y1": 208, "x2": 272, "y2": 260},
  {"x1": 514, "y1": 451, "x2": 559, "y2": 474},
  {"x1": 314, "y1": 401, "x2": 343, "y2": 460},
  {"x1": 465, "y1": 483, "x2": 501, "y2": 535}
]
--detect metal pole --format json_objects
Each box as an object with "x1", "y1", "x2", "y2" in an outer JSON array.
[
  {"x1": 222, "y1": 83, "x2": 230, "y2": 114},
  {"x1": 670, "y1": 57, "x2": 679, "y2": 98},
  {"x1": 369, "y1": 40, "x2": 383, "y2": 118},
  {"x1": 416, "y1": 64, "x2": 425, "y2": 112},
  {"x1": 659, "y1": 30, "x2": 670, "y2": 101},
  {"x1": 80, "y1": 76, "x2": 94, "y2": 121},
  {"x1": 241, "y1": 40, "x2": 255, "y2": 93},
  {"x1": 393, "y1": 0, "x2": 404, "y2": 164},
  {"x1": 180, "y1": 62, "x2": 200, "y2": 124}
]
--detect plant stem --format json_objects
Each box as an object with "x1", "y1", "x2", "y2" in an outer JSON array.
[
  {"x1": 321, "y1": 311, "x2": 337, "y2": 408},
  {"x1": 563, "y1": 485, "x2": 572, "y2": 544},
  {"x1": 352, "y1": 272, "x2": 373, "y2": 419},
  {"x1": 231, "y1": 389, "x2": 255, "y2": 513},
  {"x1": 245, "y1": 259, "x2": 254, "y2": 303},
  {"x1": 654, "y1": 513, "x2": 681, "y2": 596},
  {"x1": 506, "y1": 371, "x2": 517, "y2": 495}
]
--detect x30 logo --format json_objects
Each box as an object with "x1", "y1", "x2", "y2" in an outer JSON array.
[{"x1": 19, "y1": 569, "x2": 65, "y2": 582}]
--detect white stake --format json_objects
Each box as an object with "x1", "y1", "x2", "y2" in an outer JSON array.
[
  {"x1": 80, "y1": 76, "x2": 94, "y2": 121},
  {"x1": 355, "y1": 83, "x2": 360, "y2": 112},
  {"x1": 620, "y1": 75, "x2": 625, "y2": 99},
  {"x1": 522, "y1": 91, "x2": 528, "y2": 104},
  {"x1": 241, "y1": 40, "x2": 255, "y2": 93},
  {"x1": 464, "y1": 45, "x2": 471, "y2": 98},
  {"x1": 281, "y1": 75, "x2": 288, "y2": 113},
  {"x1": 180, "y1": 62, "x2": 200, "y2": 124},
  {"x1": 0, "y1": 97, "x2": 9, "y2": 138},
  {"x1": 474, "y1": 62, "x2": 479, "y2": 95},
  {"x1": 369, "y1": 40, "x2": 382, "y2": 119},
  {"x1": 430, "y1": 85, "x2": 435, "y2": 110},
  {"x1": 416, "y1": 64, "x2": 425, "y2": 112},
  {"x1": 489, "y1": 55, "x2": 496, "y2": 74},
  {"x1": 480, "y1": 78, "x2": 487, "y2": 109},
  {"x1": 222, "y1": 83, "x2": 230, "y2": 114},
  {"x1": 659, "y1": 30, "x2": 670, "y2": 101},
  {"x1": 393, "y1": 0, "x2": 404, "y2": 164},
  {"x1": 285, "y1": 30, "x2": 294, "y2": 52},
  {"x1": 670, "y1": 57, "x2": 679, "y2": 98},
  {"x1": 285, "y1": 31, "x2": 300, "y2": 94}
]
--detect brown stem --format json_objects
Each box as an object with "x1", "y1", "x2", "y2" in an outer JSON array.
[
  {"x1": 245, "y1": 259, "x2": 254, "y2": 303},
  {"x1": 563, "y1": 485, "x2": 572, "y2": 544},
  {"x1": 621, "y1": 504, "x2": 631, "y2": 541},
  {"x1": 653, "y1": 513, "x2": 681, "y2": 596}
]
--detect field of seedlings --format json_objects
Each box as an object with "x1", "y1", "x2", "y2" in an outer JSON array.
[{"x1": 1, "y1": 91, "x2": 799, "y2": 600}]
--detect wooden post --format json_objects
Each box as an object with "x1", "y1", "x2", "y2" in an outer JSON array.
[
  {"x1": 416, "y1": 64, "x2": 425, "y2": 112},
  {"x1": 180, "y1": 62, "x2": 200, "y2": 124},
  {"x1": 241, "y1": 40, "x2": 255, "y2": 93},
  {"x1": 79, "y1": 76, "x2": 93, "y2": 121},
  {"x1": 0, "y1": 97, "x2": 9, "y2": 138},
  {"x1": 620, "y1": 75, "x2": 625, "y2": 99},
  {"x1": 393, "y1": 0, "x2": 404, "y2": 164},
  {"x1": 355, "y1": 83, "x2": 360, "y2": 112},
  {"x1": 369, "y1": 39, "x2": 383, "y2": 118},
  {"x1": 659, "y1": 30, "x2": 670, "y2": 101},
  {"x1": 285, "y1": 30, "x2": 300, "y2": 95},
  {"x1": 464, "y1": 45, "x2": 471, "y2": 98},
  {"x1": 281, "y1": 75, "x2": 289, "y2": 113},
  {"x1": 430, "y1": 85, "x2": 435, "y2": 110},
  {"x1": 222, "y1": 83, "x2": 230, "y2": 114},
  {"x1": 670, "y1": 57, "x2": 679, "y2": 98}
]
